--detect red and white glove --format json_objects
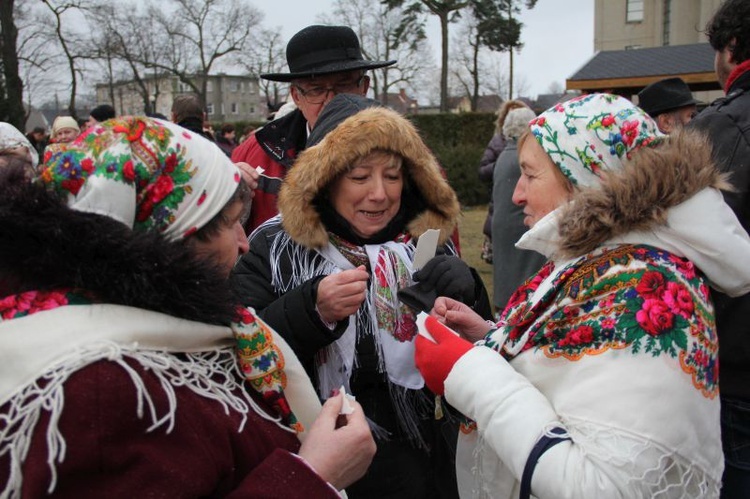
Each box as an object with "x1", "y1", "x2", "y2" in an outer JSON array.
[{"x1": 415, "y1": 315, "x2": 474, "y2": 396}]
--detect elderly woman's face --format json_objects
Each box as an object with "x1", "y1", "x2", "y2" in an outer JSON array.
[
  {"x1": 328, "y1": 151, "x2": 403, "y2": 239},
  {"x1": 513, "y1": 137, "x2": 571, "y2": 228},
  {"x1": 189, "y1": 200, "x2": 249, "y2": 277}
]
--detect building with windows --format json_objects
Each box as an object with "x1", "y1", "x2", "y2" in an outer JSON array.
[
  {"x1": 568, "y1": 0, "x2": 724, "y2": 101},
  {"x1": 95, "y1": 73, "x2": 264, "y2": 123},
  {"x1": 594, "y1": 0, "x2": 723, "y2": 51}
]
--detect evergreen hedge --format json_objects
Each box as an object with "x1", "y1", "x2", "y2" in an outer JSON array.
[
  {"x1": 215, "y1": 113, "x2": 496, "y2": 207},
  {"x1": 410, "y1": 113, "x2": 496, "y2": 207}
]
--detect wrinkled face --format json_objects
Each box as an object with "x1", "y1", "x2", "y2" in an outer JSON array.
[
  {"x1": 657, "y1": 105, "x2": 698, "y2": 134},
  {"x1": 328, "y1": 151, "x2": 403, "y2": 239},
  {"x1": 290, "y1": 70, "x2": 369, "y2": 128},
  {"x1": 513, "y1": 137, "x2": 572, "y2": 228},
  {"x1": 189, "y1": 200, "x2": 249, "y2": 277},
  {"x1": 0, "y1": 146, "x2": 34, "y2": 171},
  {"x1": 55, "y1": 128, "x2": 79, "y2": 143}
]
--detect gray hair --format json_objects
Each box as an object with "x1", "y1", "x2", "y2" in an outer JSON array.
[{"x1": 503, "y1": 107, "x2": 537, "y2": 141}]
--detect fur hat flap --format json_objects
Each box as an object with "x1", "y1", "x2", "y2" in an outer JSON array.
[{"x1": 557, "y1": 128, "x2": 731, "y2": 257}]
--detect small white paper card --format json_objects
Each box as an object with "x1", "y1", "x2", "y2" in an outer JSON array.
[
  {"x1": 412, "y1": 229, "x2": 440, "y2": 271},
  {"x1": 339, "y1": 385, "x2": 356, "y2": 415},
  {"x1": 255, "y1": 166, "x2": 265, "y2": 175},
  {"x1": 415, "y1": 311, "x2": 461, "y2": 344}
]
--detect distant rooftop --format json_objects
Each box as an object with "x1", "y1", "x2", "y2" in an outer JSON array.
[{"x1": 567, "y1": 43, "x2": 719, "y2": 95}]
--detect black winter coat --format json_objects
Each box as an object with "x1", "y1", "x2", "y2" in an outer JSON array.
[{"x1": 690, "y1": 68, "x2": 750, "y2": 400}]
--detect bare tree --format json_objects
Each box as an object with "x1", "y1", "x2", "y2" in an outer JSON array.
[
  {"x1": 143, "y1": 0, "x2": 262, "y2": 103},
  {"x1": 383, "y1": 0, "x2": 469, "y2": 112},
  {"x1": 39, "y1": 0, "x2": 92, "y2": 120},
  {"x1": 232, "y1": 28, "x2": 287, "y2": 115}
]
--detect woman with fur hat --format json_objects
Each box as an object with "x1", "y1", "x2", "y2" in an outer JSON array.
[
  {"x1": 0, "y1": 116, "x2": 375, "y2": 497},
  {"x1": 232, "y1": 94, "x2": 489, "y2": 497},
  {"x1": 414, "y1": 93, "x2": 750, "y2": 498}
]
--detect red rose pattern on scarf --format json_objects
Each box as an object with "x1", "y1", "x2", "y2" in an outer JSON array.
[{"x1": 486, "y1": 245, "x2": 718, "y2": 399}]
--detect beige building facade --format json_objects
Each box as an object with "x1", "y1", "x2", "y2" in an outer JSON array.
[
  {"x1": 95, "y1": 74, "x2": 264, "y2": 123},
  {"x1": 595, "y1": 0, "x2": 723, "y2": 51}
]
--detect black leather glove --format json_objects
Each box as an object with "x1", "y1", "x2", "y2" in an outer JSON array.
[{"x1": 414, "y1": 255, "x2": 476, "y2": 304}]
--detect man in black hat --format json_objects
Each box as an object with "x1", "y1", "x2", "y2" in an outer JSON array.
[
  {"x1": 637, "y1": 77, "x2": 699, "y2": 133},
  {"x1": 231, "y1": 25, "x2": 396, "y2": 234}
]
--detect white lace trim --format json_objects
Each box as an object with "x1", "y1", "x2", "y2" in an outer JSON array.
[{"x1": 1, "y1": 342, "x2": 292, "y2": 498}]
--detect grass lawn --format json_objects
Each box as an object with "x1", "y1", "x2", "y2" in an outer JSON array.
[{"x1": 458, "y1": 205, "x2": 494, "y2": 305}]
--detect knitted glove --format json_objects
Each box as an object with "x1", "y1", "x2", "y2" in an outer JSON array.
[
  {"x1": 413, "y1": 255, "x2": 476, "y2": 304},
  {"x1": 415, "y1": 315, "x2": 474, "y2": 396}
]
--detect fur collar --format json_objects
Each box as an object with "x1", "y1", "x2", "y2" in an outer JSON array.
[
  {"x1": 557, "y1": 129, "x2": 731, "y2": 258},
  {"x1": 0, "y1": 167, "x2": 237, "y2": 325},
  {"x1": 277, "y1": 106, "x2": 460, "y2": 249}
]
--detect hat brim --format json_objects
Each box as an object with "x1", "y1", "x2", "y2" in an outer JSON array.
[{"x1": 261, "y1": 59, "x2": 397, "y2": 82}]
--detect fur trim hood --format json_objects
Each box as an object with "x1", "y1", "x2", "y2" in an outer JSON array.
[
  {"x1": 557, "y1": 129, "x2": 731, "y2": 257},
  {"x1": 0, "y1": 167, "x2": 237, "y2": 325},
  {"x1": 278, "y1": 98, "x2": 460, "y2": 249}
]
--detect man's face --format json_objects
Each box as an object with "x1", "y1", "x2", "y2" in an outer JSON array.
[
  {"x1": 290, "y1": 70, "x2": 369, "y2": 128},
  {"x1": 86, "y1": 115, "x2": 99, "y2": 130},
  {"x1": 715, "y1": 45, "x2": 736, "y2": 90}
]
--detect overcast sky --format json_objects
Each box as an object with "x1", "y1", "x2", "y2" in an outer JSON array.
[{"x1": 254, "y1": 0, "x2": 595, "y2": 99}]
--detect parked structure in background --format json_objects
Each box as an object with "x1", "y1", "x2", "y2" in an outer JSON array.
[
  {"x1": 95, "y1": 74, "x2": 264, "y2": 123},
  {"x1": 569, "y1": 0, "x2": 724, "y2": 102}
]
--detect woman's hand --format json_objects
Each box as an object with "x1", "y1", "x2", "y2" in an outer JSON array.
[
  {"x1": 234, "y1": 162, "x2": 259, "y2": 192},
  {"x1": 432, "y1": 296, "x2": 494, "y2": 343},
  {"x1": 316, "y1": 266, "x2": 369, "y2": 323},
  {"x1": 298, "y1": 392, "x2": 376, "y2": 490}
]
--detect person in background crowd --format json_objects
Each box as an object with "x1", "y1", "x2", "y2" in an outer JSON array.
[
  {"x1": 49, "y1": 116, "x2": 80, "y2": 144},
  {"x1": 491, "y1": 106, "x2": 546, "y2": 312},
  {"x1": 231, "y1": 25, "x2": 395, "y2": 234},
  {"x1": 25, "y1": 126, "x2": 47, "y2": 161},
  {"x1": 0, "y1": 123, "x2": 38, "y2": 175},
  {"x1": 171, "y1": 93, "x2": 214, "y2": 142},
  {"x1": 233, "y1": 94, "x2": 490, "y2": 498},
  {"x1": 85, "y1": 104, "x2": 116, "y2": 129},
  {"x1": 638, "y1": 77, "x2": 700, "y2": 133},
  {"x1": 215, "y1": 123, "x2": 238, "y2": 157},
  {"x1": 477, "y1": 100, "x2": 530, "y2": 264},
  {"x1": 415, "y1": 93, "x2": 750, "y2": 498},
  {"x1": 689, "y1": 0, "x2": 750, "y2": 496},
  {"x1": 0, "y1": 116, "x2": 375, "y2": 497}
]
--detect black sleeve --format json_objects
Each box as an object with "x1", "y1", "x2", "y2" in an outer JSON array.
[{"x1": 230, "y1": 230, "x2": 348, "y2": 364}]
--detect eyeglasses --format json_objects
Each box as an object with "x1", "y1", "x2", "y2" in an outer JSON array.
[{"x1": 293, "y1": 76, "x2": 365, "y2": 104}]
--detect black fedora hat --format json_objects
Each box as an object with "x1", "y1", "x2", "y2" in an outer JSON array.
[
  {"x1": 637, "y1": 77, "x2": 701, "y2": 117},
  {"x1": 261, "y1": 25, "x2": 396, "y2": 82}
]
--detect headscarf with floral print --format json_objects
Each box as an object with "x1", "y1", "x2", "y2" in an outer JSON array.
[
  {"x1": 529, "y1": 93, "x2": 663, "y2": 188},
  {"x1": 39, "y1": 116, "x2": 240, "y2": 240}
]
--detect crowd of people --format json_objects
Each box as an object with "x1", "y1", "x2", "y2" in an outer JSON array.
[{"x1": 1, "y1": 0, "x2": 749, "y2": 497}]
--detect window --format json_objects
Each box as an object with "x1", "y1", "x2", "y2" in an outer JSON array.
[
  {"x1": 626, "y1": 0, "x2": 644, "y2": 23},
  {"x1": 206, "y1": 103, "x2": 214, "y2": 115},
  {"x1": 206, "y1": 81, "x2": 214, "y2": 93},
  {"x1": 231, "y1": 102, "x2": 238, "y2": 114},
  {"x1": 230, "y1": 81, "x2": 241, "y2": 92}
]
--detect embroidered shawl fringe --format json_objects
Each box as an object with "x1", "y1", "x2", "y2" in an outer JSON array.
[
  {"x1": 1, "y1": 344, "x2": 291, "y2": 498},
  {"x1": 264, "y1": 227, "x2": 437, "y2": 448}
]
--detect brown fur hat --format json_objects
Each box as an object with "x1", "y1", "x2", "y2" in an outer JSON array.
[
  {"x1": 557, "y1": 128, "x2": 732, "y2": 257},
  {"x1": 278, "y1": 97, "x2": 460, "y2": 249}
]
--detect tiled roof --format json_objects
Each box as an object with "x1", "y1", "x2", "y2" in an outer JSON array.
[{"x1": 569, "y1": 43, "x2": 714, "y2": 81}]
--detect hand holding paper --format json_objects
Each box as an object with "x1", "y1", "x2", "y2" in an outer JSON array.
[{"x1": 414, "y1": 312, "x2": 474, "y2": 396}]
